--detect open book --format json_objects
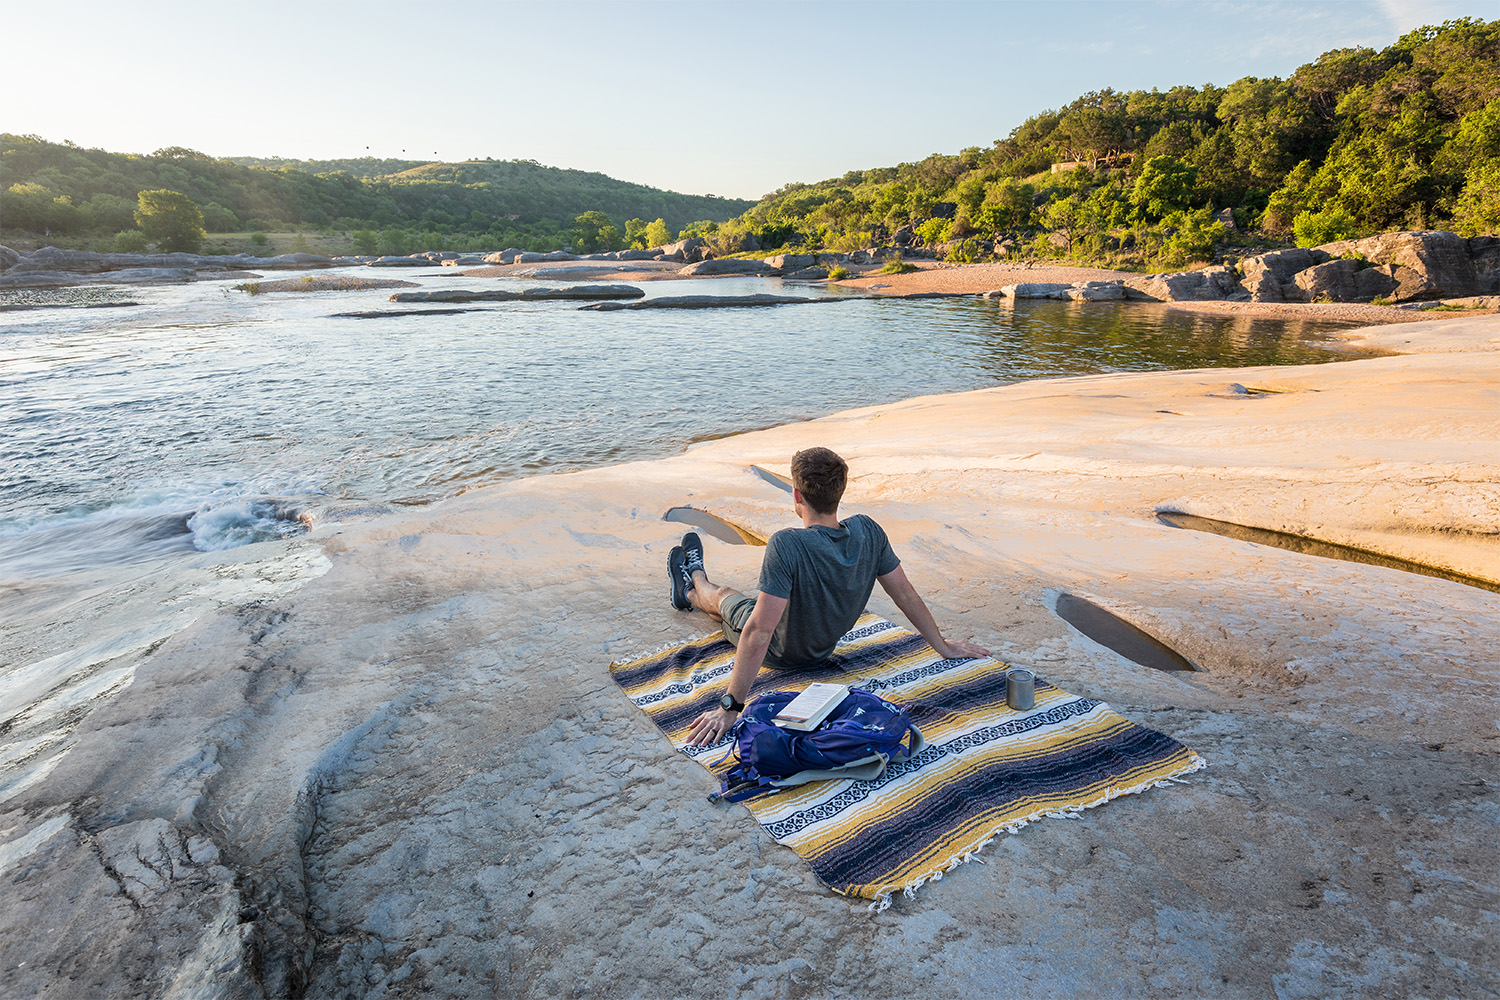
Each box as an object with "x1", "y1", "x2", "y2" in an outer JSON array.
[{"x1": 773, "y1": 683, "x2": 851, "y2": 731}]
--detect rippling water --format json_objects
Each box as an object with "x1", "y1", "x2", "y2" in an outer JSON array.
[{"x1": 0, "y1": 267, "x2": 1362, "y2": 580}]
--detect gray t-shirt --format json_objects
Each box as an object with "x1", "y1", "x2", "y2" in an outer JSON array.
[{"x1": 756, "y1": 513, "x2": 900, "y2": 669}]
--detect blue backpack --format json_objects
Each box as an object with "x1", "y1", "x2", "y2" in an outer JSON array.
[{"x1": 710, "y1": 689, "x2": 925, "y2": 803}]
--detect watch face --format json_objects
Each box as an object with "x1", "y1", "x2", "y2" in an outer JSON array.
[{"x1": 720, "y1": 694, "x2": 739, "y2": 711}]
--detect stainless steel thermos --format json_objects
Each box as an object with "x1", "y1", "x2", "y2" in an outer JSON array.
[{"x1": 1006, "y1": 667, "x2": 1035, "y2": 711}]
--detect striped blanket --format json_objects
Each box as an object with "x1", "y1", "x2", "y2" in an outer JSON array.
[{"x1": 611, "y1": 614, "x2": 1204, "y2": 907}]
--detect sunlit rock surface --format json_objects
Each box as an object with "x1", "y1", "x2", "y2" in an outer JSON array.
[{"x1": 1, "y1": 316, "x2": 1497, "y2": 999}]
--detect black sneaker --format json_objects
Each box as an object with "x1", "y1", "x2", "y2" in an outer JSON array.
[
  {"x1": 681, "y1": 532, "x2": 705, "y2": 579},
  {"x1": 668, "y1": 546, "x2": 693, "y2": 611}
]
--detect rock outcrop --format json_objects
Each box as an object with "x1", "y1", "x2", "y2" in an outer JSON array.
[
  {"x1": 1225, "y1": 232, "x2": 1500, "y2": 304},
  {"x1": 1314, "y1": 231, "x2": 1497, "y2": 301},
  {"x1": 992, "y1": 281, "x2": 1128, "y2": 301},
  {"x1": 764, "y1": 253, "x2": 815, "y2": 272},
  {"x1": 366, "y1": 256, "x2": 435, "y2": 267},
  {"x1": 678, "y1": 258, "x2": 776, "y2": 276},
  {"x1": 657, "y1": 238, "x2": 708, "y2": 263},
  {"x1": 583, "y1": 293, "x2": 866, "y2": 311},
  {"x1": 1067, "y1": 281, "x2": 1126, "y2": 301},
  {"x1": 0, "y1": 267, "x2": 199, "y2": 289},
  {"x1": 511, "y1": 251, "x2": 582, "y2": 264},
  {"x1": 1125, "y1": 266, "x2": 1242, "y2": 302},
  {"x1": 996, "y1": 282, "x2": 1073, "y2": 299},
  {"x1": 389, "y1": 285, "x2": 644, "y2": 303},
  {"x1": 4, "y1": 247, "x2": 339, "y2": 275}
]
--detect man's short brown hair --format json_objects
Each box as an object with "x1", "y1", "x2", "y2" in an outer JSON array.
[{"x1": 791, "y1": 447, "x2": 848, "y2": 515}]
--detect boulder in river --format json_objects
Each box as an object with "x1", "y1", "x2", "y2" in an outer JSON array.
[
  {"x1": 678, "y1": 259, "x2": 777, "y2": 276},
  {"x1": 367, "y1": 256, "x2": 436, "y2": 267},
  {"x1": 0, "y1": 244, "x2": 21, "y2": 270},
  {"x1": 512, "y1": 251, "x2": 582, "y2": 264},
  {"x1": 764, "y1": 253, "x2": 815, "y2": 272}
]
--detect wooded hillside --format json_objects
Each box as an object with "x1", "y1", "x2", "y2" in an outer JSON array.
[
  {"x1": 0, "y1": 141, "x2": 753, "y2": 251},
  {"x1": 725, "y1": 18, "x2": 1499, "y2": 268}
]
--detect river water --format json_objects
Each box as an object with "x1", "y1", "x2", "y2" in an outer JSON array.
[
  {"x1": 0, "y1": 267, "x2": 1363, "y2": 581},
  {"x1": 0, "y1": 266, "x2": 1368, "y2": 802}
]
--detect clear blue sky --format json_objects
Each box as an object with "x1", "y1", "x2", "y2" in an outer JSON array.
[{"x1": 6, "y1": 0, "x2": 1489, "y2": 200}]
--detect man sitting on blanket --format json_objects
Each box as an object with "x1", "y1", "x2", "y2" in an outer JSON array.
[{"x1": 670, "y1": 446, "x2": 989, "y2": 747}]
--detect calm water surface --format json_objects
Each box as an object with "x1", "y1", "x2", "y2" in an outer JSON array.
[{"x1": 0, "y1": 268, "x2": 1363, "y2": 578}]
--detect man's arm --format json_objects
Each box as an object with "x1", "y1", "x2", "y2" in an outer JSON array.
[
  {"x1": 684, "y1": 593, "x2": 788, "y2": 747},
  {"x1": 877, "y1": 565, "x2": 990, "y2": 660}
]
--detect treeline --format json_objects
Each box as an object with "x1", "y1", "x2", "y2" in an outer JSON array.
[
  {"x1": 723, "y1": 18, "x2": 1499, "y2": 268},
  {"x1": 0, "y1": 139, "x2": 754, "y2": 251}
]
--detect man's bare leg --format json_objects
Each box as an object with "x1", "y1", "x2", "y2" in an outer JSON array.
[{"x1": 687, "y1": 569, "x2": 741, "y2": 622}]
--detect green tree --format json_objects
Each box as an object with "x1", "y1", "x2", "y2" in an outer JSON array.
[
  {"x1": 2, "y1": 182, "x2": 56, "y2": 230},
  {"x1": 134, "y1": 189, "x2": 205, "y2": 252},
  {"x1": 977, "y1": 178, "x2": 1035, "y2": 230},
  {"x1": 572, "y1": 210, "x2": 621, "y2": 253},
  {"x1": 113, "y1": 230, "x2": 149, "y2": 252},
  {"x1": 1160, "y1": 209, "x2": 1227, "y2": 265},
  {"x1": 200, "y1": 201, "x2": 239, "y2": 232},
  {"x1": 351, "y1": 229, "x2": 380, "y2": 255},
  {"x1": 1451, "y1": 159, "x2": 1500, "y2": 235},
  {"x1": 1130, "y1": 156, "x2": 1198, "y2": 222},
  {"x1": 643, "y1": 217, "x2": 673, "y2": 247},
  {"x1": 676, "y1": 220, "x2": 718, "y2": 240},
  {"x1": 624, "y1": 217, "x2": 649, "y2": 248},
  {"x1": 1293, "y1": 207, "x2": 1359, "y2": 246},
  {"x1": 83, "y1": 193, "x2": 137, "y2": 231},
  {"x1": 379, "y1": 228, "x2": 410, "y2": 255}
]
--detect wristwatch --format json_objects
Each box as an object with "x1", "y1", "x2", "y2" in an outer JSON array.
[{"x1": 719, "y1": 693, "x2": 744, "y2": 713}]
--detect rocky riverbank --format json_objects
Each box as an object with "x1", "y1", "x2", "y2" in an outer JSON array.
[
  {"x1": 1, "y1": 309, "x2": 1496, "y2": 998},
  {"x1": 4, "y1": 231, "x2": 1497, "y2": 314}
]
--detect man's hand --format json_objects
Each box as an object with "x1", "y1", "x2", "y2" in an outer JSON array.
[
  {"x1": 936, "y1": 637, "x2": 991, "y2": 660},
  {"x1": 685, "y1": 707, "x2": 738, "y2": 746}
]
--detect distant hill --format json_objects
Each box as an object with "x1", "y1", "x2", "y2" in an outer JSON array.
[
  {"x1": 226, "y1": 156, "x2": 430, "y2": 179},
  {"x1": 0, "y1": 139, "x2": 755, "y2": 248}
]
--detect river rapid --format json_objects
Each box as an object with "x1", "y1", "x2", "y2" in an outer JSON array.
[{"x1": 0, "y1": 266, "x2": 1361, "y2": 802}]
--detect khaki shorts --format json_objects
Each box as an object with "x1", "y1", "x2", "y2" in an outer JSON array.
[{"x1": 719, "y1": 593, "x2": 757, "y2": 648}]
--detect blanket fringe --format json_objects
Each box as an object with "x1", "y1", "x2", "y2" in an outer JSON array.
[{"x1": 866, "y1": 751, "x2": 1206, "y2": 912}]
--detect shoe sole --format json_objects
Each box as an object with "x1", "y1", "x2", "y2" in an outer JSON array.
[{"x1": 668, "y1": 546, "x2": 692, "y2": 611}]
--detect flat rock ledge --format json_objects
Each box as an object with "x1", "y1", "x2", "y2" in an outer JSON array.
[
  {"x1": 581, "y1": 293, "x2": 869, "y2": 311},
  {"x1": 389, "y1": 284, "x2": 644, "y2": 303},
  {"x1": 0, "y1": 246, "x2": 356, "y2": 289},
  {"x1": 986, "y1": 281, "x2": 1127, "y2": 302}
]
